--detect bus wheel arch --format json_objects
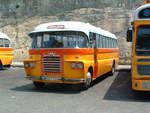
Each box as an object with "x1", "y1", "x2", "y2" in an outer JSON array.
[
  {"x1": 88, "y1": 66, "x2": 93, "y2": 78},
  {"x1": 109, "y1": 60, "x2": 116, "y2": 76},
  {"x1": 81, "y1": 66, "x2": 93, "y2": 90}
]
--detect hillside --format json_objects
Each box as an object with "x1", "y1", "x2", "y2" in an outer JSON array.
[
  {"x1": 0, "y1": 0, "x2": 145, "y2": 64},
  {"x1": 0, "y1": 0, "x2": 144, "y2": 18}
]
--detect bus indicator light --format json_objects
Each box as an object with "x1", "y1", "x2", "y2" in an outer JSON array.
[{"x1": 71, "y1": 62, "x2": 84, "y2": 69}]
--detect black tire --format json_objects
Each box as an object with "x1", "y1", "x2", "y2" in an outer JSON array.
[
  {"x1": 0, "y1": 60, "x2": 3, "y2": 70},
  {"x1": 109, "y1": 63, "x2": 115, "y2": 76},
  {"x1": 33, "y1": 82, "x2": 45, "y2": 89},
  {"x1": 82, "y1": 72, "x2": 92, "y2": 90}
]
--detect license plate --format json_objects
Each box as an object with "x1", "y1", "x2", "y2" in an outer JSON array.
[
  {"x1": 41, "y1": 77, "x2": 62, "y2": 81},
  {"x1": 142, "y1": 81, "x2": 150, "y2": 89}
]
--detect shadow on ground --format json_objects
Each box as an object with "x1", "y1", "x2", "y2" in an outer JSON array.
[
  {"x1": 103, "y1": 69, "x2": 150, "y2": 102},
  {"x1": 11, "y1": 73, "x2": 111, "y2": 94},
  {"x1": 11, "y1": 83, "x2": 83, "y2": 94}
]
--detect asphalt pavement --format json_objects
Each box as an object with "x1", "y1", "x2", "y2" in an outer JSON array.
[{"x1": 0, "y1": 66, "x2": 150, "y2": 113}]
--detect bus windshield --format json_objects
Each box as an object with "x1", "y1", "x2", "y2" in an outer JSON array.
[
  {"x1": 30, "y1": 31, "x2": 88, "y2": 49},
  {"x1": 136, "y1": 26, "x2": 150, "y2": 56}
]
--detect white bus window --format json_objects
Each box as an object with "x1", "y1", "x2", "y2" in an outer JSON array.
[
  {"x1": 101, "y1": 36, "x2": 104, "y2": 48},
  {"x1": 105, "y1": 37, "x2": 107, "y2": 48},
  {"x1": 63, "y1": 36, "x2": 68, "y2": 48},
  {"x1": 99, "y1": 35, "x2": 101, "y2": 48},
  {"x1": 68, "y1": 35, "x2": 76, "y2": 48},
  {"x1": 96, "y1": 34, "x2": 99, "y2": 48},
  {"x1": 114, "y1": 40, "x2": 117, "y2": 48},
  {"x1": 31, "y1": 31, "x2": 88, "y2": 49},
  {"x1": 37, "y1": 35, "x2": 42, "y2": 48},
  {"x1": 43, "y1": 34, "x2": 50, "y2": 48},
  {"x1": 112, "y1": 39, "x2": 114, "y2": 48},
  {"x1": 108, "y1": 38, "x2": 111, "y2": 48},
  {"x1": 0, "y1": 38, "x2": 3, "y2": 47},
  {"x1": 78, "y1": 35, "x2": 87, "y2": 48},
  {"x1": 107, "y1": 38, "x2": 109, "y2": 48},
  {"x1": 109, "y1": 38, "x2": 111, "y2": 48},
  {"x1": 4, "y1": 39, "x2": 10, "y2": 47},
  {"x1": 113, "y1": 39, "x2": 115, "y2": 48}
]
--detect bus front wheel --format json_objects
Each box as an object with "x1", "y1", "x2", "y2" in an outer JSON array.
[
  {"x1": 82, "y1": 72, "x2": 92, "y2": 90},
  {"x1": 33, "y1": 82, "x2": 45, "y2": 89}
]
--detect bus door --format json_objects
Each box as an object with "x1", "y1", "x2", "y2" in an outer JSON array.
[{"x1": 89, "y1": 33, "x2": 98, "y2": 78}]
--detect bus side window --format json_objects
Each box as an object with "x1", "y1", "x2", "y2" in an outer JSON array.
[
  {"x1": 111, "y1": 39, "x2": 114, "y2": 48},
  {"x1": 107, "y1": 37, "x2": 109, "y2": 48},
  {"x1": 113, "y1": 39, "x2": 115, "y2": 48},
  {"x1": 104, "y1": 37, "x2": 107, "y2": 48},
  {"x1": 115, "y1": 40, "x2": 117, "y2": 48},
  {"x1": 0, "y1": 38, "x2": 3, "y2": 47},
  {"x1": 4, "y1": 39, "x2": 10, "y2": 47},
  {"x1": 109, "y1": 38, "x2": 111, "y2": 48},
  {"x1": 89, "y1": 32, "x2": 95, "y2": 48},
  {"x1": 96, "y1": 34, "x2": 99, "y2": 48},
  {"x1": 112, "y1": 39, "x2": 115, "y2": 48},
  {"x1": 102, "y1": 36, "x2": 104, "y2": 48},
  {"x1": 111, "y1": 39, "x2": 113, "y2": 48},
  {"x1": 99, "y1": 35, "x2": 101, "y2": 48}
]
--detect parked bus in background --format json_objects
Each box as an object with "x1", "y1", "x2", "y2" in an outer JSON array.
[
  {"x1": 0, "y1": 32, "x2": 13, "y2": 69},
  {"x1": 127, "y1": 1, "x2": 150, "y2": 91},
  {"x1": 24, "y1": 21, "x2": 119, "y2": 90}
]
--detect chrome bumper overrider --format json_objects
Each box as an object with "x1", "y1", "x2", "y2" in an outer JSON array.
[{"x1": 26, "y1": 76, "x2": 84, "y2": 82}]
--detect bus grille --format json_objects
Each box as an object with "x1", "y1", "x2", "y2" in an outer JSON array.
[
  {"x1": 137, "y1": 65, "x2": 150, "y2": 76},
  {"x1": 42, "y1": 55, "x2": 62, "y2": 73}
]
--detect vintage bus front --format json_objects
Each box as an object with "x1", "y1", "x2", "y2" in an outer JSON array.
[
  {"x1": 24, "y1": 22, "x2": 94, "y2": 89},
  {"x1": 0, "y1": 33, "x2": 13, "y2": 69},
  {"x1": 128, "y1": 3, "x2": 150, "y2": 91}
]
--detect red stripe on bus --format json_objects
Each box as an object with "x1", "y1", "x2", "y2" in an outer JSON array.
[
  {"x1": 0, "y1": 48, "x2": 13, "y2": 51},
  {"x1": 29, "y1": 49, "x2": 94, "y2": 55},
  {"x1": 96, "y1": 49, "x2": 119, "y2": 53}
]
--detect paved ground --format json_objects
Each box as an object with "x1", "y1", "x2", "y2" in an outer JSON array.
[{"x1": 0, "y1": 67, "x2": 150, "y2": 113}]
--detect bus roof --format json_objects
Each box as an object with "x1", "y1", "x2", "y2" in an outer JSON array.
[
  {"x1": 133, "y1": 4, "x2": 150, "y2": 20},
  {"x1": 30, "y1": 21, "x2": 117, "y2": 39},
  {"x1": 0, "y1": 32, "x2": 11, "y2": 41}
]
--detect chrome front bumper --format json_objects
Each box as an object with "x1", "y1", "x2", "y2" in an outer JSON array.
[{"x1": 26, "y1": 76, "x2": 85, "y2": 82}]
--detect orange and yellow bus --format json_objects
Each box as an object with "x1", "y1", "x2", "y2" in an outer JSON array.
[
  {"x1": 24, "y1": 21, "x2": 119, "y2": 90},
  {"x1": 0, "y1": 32, "x2": 13, "y2": 69},
  {"x1": 127, "y1": 2, "x2": 150, "y2": 91}
]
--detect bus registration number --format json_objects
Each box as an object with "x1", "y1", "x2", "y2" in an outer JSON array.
[{"x1": 41, "y1": 77, "x2": 62, "y2": 81}]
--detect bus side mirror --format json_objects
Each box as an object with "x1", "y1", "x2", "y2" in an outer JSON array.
[{"x1": 127, "y1": 28, "x2": 132, "y2": 42}]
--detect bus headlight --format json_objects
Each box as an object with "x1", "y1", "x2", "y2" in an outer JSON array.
[
  {"x1": 24, "y1": 62, "x2": 35, "y2": 68},
  {"x1": 71, "y1": 62, "x2": 84, "y2": 69},
  {"x1": 71, "y1": 63, "x2": 77, "y2": 69},
  {"x1": 77, "y1": 63, "x2": 84, "y2": 69}
]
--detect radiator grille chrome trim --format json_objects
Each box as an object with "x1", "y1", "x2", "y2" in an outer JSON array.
[{"x1": 42, "y1": 54, "x2": 62, "y2": 73}]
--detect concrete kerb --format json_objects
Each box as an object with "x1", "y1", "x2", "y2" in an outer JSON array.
[{"x1": 11, "y1": 62, "x2": 24, "y2": 67}]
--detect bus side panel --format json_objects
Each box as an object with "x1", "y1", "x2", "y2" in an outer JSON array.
[
  {"x1": 96, "y1": 49, "x2": 119, "y2": 78},
  {"x1": 63, "y1": 54, "x2": 94, "y2": 80},
  {"x1": 0, "y1": 48, "x2": 13, "y2": 66}
]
